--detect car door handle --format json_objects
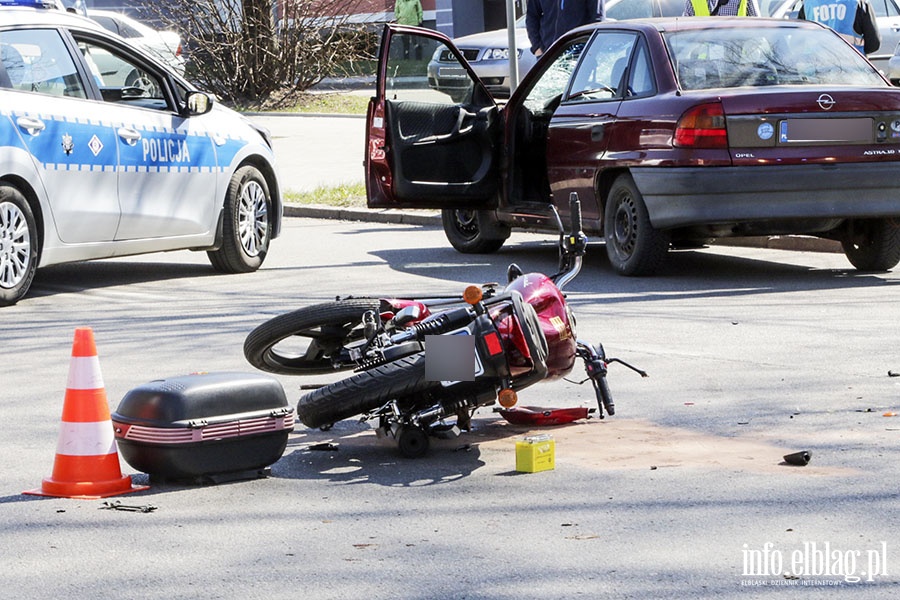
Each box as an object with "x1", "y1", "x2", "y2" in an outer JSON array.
[
  {"x1": 453, "y1": 108, "x2": 477, "y2": 135},
  {"x1": 416, "y1": 109, "x2": 478, "y2": 144},
  {"x1": 117, "y1": 127, "x2": 142, "y2": 146},
  {"x1": 16, "y1": 116, "x2": 45, "y2": 136}
]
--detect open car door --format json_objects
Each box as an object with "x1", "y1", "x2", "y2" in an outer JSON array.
[{"x1": 366, "y1": 25, "x2": 501, "y2": 209}]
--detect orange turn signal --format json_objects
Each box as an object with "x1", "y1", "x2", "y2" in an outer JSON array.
[
  {"x1": 463, "y1": 285, "x2": 483, "y2": 305},
  {"x1": 498, "y1": 388, "x2": 518, "y2": 408}
]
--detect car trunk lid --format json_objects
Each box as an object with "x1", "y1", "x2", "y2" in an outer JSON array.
[{"x1": 720, "y1": 88, "x2": 900, "y2": 165}]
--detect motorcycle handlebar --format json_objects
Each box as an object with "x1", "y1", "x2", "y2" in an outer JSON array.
[{"x1": 569, "y1": 192, "x2": 583, "y2": 238}]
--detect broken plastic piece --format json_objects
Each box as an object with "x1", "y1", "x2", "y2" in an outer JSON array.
[
  {"x1": 782, "y1": 450, "x2": 812, "y2": 466},
  {"x1": 308, "y1": 443, "x2": 339, "y2": 451},
  {"x1": 499, "y1": 406, "x2": 589, "y2": 426}
]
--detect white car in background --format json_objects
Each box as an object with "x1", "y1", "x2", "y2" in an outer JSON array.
[
  {"x1": 427, "y1": 0, "x2": 683, "y2": 98},
  {"x1": 87, "y1": 8, "x2": 185, "y2": 75}
]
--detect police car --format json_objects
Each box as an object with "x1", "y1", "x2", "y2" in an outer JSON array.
[{"x1": 0, "y1": 0, "x2": 282, "y2": 305}]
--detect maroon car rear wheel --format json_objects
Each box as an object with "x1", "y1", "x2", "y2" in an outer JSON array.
[
  {"x1": 604, "y1": 174, "x2": 670, "y2": 276},
  {"x1": 841, "y1": 218, "x2": 900, "y2": 272}
]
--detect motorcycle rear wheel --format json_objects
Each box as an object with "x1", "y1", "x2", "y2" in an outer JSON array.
[
  {"x1": 297, "y1": 352, "x2": 439, "y2": 428},
  {"x1": 243, "y1": 298, "x2": 380, "y2": 375}
]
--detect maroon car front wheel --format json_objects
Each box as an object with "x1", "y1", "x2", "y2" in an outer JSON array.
[{"x1": 441, "y1": 209, "x2": 510, "y2": 254}]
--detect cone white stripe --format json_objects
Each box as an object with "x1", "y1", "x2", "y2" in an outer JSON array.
[
  {"x1": 66, "y1": 356, "x2": 104, "y2": 390},
  {"x1": 55, "y1": 422, "x2": 117, "y2": 456}
]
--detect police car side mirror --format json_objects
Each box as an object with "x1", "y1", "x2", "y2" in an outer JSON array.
[{"x1": 181, "y1": 91, "x2": 213, "y2": 117}]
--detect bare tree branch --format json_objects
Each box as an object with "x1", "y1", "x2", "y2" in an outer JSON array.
[{"x1": 147, "y1": 0, "x2": 377, "y2": 104}]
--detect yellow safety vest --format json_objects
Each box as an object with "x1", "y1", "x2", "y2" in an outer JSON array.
[{"x1": 690, "y1": 0, "x2": 749, "y2": 15}]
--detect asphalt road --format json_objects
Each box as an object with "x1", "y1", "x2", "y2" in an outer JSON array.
[
  {"x1": 248, "y1": 113, "x2": 367, "y2": 193},
  {"x1": 3, "y1": 216, "x2": 899, "y2": 599}
]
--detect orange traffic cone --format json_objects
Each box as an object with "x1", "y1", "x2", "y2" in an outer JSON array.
[{"x1": 24, "y1": 327, "x2": 148, "y2": 499}]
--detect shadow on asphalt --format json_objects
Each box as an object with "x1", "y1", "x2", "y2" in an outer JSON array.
[
  {"x1": 368, "y1": 239, "x2": 900, "y2": 300},
  {"x1": 272, "y1": 416, "x2": 552, "y2": 487},
  {"x1": 28, "y1": 259, "x2": 217, "y2": 299}
]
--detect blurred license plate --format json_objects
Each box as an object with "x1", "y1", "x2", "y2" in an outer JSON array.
[
  {"x1": 779, "y1": 118, "x2": 872, "y2": 143},
  {"x1": 439, "y1": 67, "x2": 467, "y2": 78}
]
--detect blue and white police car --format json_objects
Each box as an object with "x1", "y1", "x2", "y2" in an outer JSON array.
[{"x1": 0, "y1": 0, "x2": 282, "y2": 305}]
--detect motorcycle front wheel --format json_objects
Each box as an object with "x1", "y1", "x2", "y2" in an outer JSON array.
[
  {"x1": 243, "y1": 298, "x2": 381, "y2": 375},
  {"x1": 298, "y1": 352, "x2": 439, "y2": 428}
]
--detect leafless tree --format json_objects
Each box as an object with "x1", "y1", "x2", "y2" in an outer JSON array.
[{"x1": 149, "y1": 0, "x2": 380, "y2": 105}]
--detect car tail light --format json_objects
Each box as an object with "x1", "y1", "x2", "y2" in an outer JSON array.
[
  {"x1": 674, "y1": 102, "x2": 727, "y2": 148},
  {"x1": 176, "y1": 42, "x2": 183, "y2": 57}
]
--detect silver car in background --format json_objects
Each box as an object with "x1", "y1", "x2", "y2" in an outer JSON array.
[{"x1": 427, "y1": 0, "x2": 683, "y2": 98}]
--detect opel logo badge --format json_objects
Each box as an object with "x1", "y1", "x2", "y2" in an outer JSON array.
[{"x1": 817, "y1": 94, "x2": 836, "y2": 110}]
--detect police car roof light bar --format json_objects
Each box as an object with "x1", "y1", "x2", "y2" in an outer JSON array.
[{"x1": 0, "y1": 0, "x2": 57, "y2": 8}]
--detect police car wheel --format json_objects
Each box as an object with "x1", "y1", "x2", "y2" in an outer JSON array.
[
  {"x1": 208, "y1": 165, "x2": 271, "y2": 273},
  {"x1": 0, "y1": 186, "x2": 38, "y2": 306}
]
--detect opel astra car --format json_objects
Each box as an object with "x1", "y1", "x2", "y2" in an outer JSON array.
[
  {"x1": 368, "y1": 19, "x2": 900, "y2": 275},
  {"x1": 427, "y1": 0, "x2": 683, "y2": 98},
  {"x1": 0, "y1": 0, "x2": 282, "y2": 305}
]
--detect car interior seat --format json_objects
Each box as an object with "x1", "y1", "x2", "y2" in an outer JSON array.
[
  {"x1": 0, "y1": 43, "x2": 27, "y2": 89},
  {"x1": 677, "y1": 59, "x2": 721, "y2": 90}
]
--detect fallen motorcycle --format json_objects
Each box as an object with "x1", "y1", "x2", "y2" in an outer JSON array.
[{"x1": 244, "y1": 194, "x2": 646, "y2": 457}]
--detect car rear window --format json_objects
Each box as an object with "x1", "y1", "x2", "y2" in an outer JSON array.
[{"x1": 664, "y1": 26, "x2": 885, "y2": 90}]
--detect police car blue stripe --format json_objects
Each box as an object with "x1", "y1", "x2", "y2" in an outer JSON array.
[{"x1": 8, "y1": 113, "x2": 251, "y2": 173}]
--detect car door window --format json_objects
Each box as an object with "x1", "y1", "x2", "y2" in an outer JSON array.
[
  {"x1": 385, "y1": 34, "x2": 466, "y2": 104},
  {"x1": 629, "y1": 39, "x2": 655, "y2": 97},
  {"x1": 567, "y1": 32, "x2": 638, "y2": 102},
  {"x1": 76, "y1": 37, "x2": 169, "y2": 110},
  {"x1": 869, "y1": 0, "x2": 899, "y2": 17},
  {"x1": 0, "y1": 29, "x2": 86, "y2": 98}
]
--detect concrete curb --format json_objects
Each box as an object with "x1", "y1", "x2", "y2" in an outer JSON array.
[
  {"x1": 284, "y1": 203, "x2": 843, "y2": 253},
  {"x1": 285, "y1": 203, "x2": 440, "y2": 226}
]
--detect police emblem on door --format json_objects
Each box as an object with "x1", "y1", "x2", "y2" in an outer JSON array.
[{"x1": 61, "y1": 133, "x2": 74, "y2": 156}]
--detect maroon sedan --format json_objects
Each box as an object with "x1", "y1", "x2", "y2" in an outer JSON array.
[{"x1": 365, "y1": 18, "x2": 900, "y2": 275}]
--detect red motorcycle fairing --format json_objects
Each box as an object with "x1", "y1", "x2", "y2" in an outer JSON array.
[
  {"x1": 380, "y1": 299, "x2": 431, "y2": 321},
  {"x1": 489, "y1": 301, "x2": 538, "y2": 378},
  {"x1": 502, "y1": 272, "x2": 577, "y2": 380}
]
